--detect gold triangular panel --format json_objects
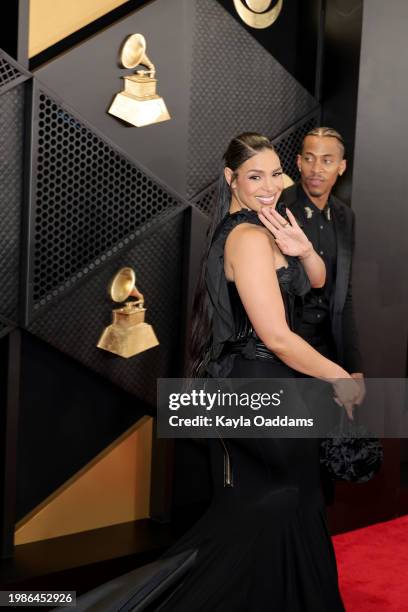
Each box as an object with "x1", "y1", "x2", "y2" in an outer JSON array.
[{"x1": 15, "y1": 417, "x2": 153, "y2": 545}]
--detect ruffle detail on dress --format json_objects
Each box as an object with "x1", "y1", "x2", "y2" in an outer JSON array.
[{"x1": 277, "y1": 256, "x2": 311, "y2": 297}]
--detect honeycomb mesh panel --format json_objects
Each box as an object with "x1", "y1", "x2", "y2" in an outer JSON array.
[
  {"x1": 28, "y1": 212, "x2": 185, "y2": 404},
  {"x1": 273, "y1": 113, "x2": 320, "y2": 180},
  {"x1": 0, "y1": 53, "x2": 23, "y2": 89},
  {"x1": 30, "y1": 89, "x2": 183, "y2": 314},
  {"x1": 0, "y1": 83, "x2": 25, "y2": 321},
  {"x1": 0, "y1": 316, "x2": 15, "y2": 339},
  {"x1": 191, "y1": 185, "x2": 218, "y2": 217},
  {"x1": 186, "y1": 0, "x2": 318, "y2": 198},
  {"x1": 192, "y1": 113, "x2": 320, "y2": 219}
]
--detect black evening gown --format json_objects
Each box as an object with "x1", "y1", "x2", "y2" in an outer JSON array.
[{"x1": 159, "y1": 210, "x2": 345, "y2": 612}]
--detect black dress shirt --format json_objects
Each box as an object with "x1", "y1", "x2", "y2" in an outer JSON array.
[
  {"x1": 295, "y1": 186, "x2": 337, "y2": 357},
  {"x1": 281, "y1": 182, "x2": 363, "y2": 372}
]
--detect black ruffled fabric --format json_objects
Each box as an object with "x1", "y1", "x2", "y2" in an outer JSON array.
[
  {"x1": 204, "y1": 209, "x2": 310, "y2": 377},
  {"x1": 320, "y1": 421, "x2": 383, "y2": 483}
]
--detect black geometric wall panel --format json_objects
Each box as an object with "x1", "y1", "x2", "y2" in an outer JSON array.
[
  {"x1": 33, "y1": 0, "x2": 193, "y2": 199},
  {"x1": 186, "y1": 0, "x2": 319, "y2": 198},
  {"x1": 17, "y1": 332, "x2": 148, "y2": 520},
  {"x1": 0, "y1": 50, "x2": 30, "y2": 94},
  {"x1": 28, "y1": 212, "x2": 185, "y2": 405},
  {"x1": 191, "y1": 184, "x2": 218, "y2": 218},
  {"x1": 0, "y1": 82, "x2": 26, "y2": 322},
  {"x1": 28, "y1": 83, "x2": 185, "y2": 318},
  {"x1": 192, "y1": 111, "x2": 320, "y2": 219},
  {"x1": 273, "y1": 111, "x2": 321, "y2": 180},
  {"x1": 0, "y1": 55, "x2": 21, "y2": 88},
  {"x1": 0, "y1": 315, "x2": 15, "y2": 339},
  {"x1": 215, "y1": 0, "x2": 321, "y2": 96}
]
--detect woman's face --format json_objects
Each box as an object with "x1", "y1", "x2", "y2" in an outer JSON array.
[{"x1": 225, "y1": 148, "x2": 284, "y2": 212}]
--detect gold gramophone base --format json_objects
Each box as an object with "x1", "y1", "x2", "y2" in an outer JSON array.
[
  {"x1": 108, "y1": 93, "x2": 170, "y2": 127},
  {"x1": 97, "y1": 267, "x2": 160, "y2": 358},
  {"x1": 97, "y1": 321, "x2": 159, "y2": 358}
]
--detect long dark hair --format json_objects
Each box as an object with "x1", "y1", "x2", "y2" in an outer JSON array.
[{"x1": 188, "y1": 132, "x2": 276, "y2": 376}]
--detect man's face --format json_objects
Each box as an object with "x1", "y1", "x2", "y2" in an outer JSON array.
[{"x1": 297, "y1": 135, "x2": 346, "y2": 201}]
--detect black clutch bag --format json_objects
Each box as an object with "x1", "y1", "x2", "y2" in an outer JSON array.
[{"x1": 320, "y1": 413, "x2": 383, "y2": 483}]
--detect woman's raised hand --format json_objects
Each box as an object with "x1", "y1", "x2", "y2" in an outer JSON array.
[{"x1": 258, "y1": 207, "x2": 313, "y2": 259}]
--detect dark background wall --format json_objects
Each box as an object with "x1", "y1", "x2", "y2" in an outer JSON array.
[
  {"x1": 32, "y1": 0, "x2": 193, "y2": 198},
  {"x1": 325, "y1": 0, "x2": 408, "y2": 532},
  {"x1": 350, "y1": 0, "x2": 408, "y2": 523},
  {"x1": 322, "y1": 0, "x2": 363, "y2": 203},
  {"x1": 352, "y1": 0, "x2": 408, "y2": 378},
  {"x1": 216, "y1": 0, "x2": 321, "y2": 96}
]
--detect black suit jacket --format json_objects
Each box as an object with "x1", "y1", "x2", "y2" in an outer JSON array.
[{"x1": 281, "y1": 183, "x2": 363, "y2": 373}]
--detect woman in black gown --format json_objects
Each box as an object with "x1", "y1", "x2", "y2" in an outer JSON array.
[{"x1": 159, "y1": 133, "x2": 359, "y2": 611}]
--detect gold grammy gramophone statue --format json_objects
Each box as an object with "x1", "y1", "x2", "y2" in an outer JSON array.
[
  {"x1": 97, "y1": 267, "x2": 159, "y2": 358},
  {"x1": 108, "y1": 33, "x2": 170, "y2": 127}
]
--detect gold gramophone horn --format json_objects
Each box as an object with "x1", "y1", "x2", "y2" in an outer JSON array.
[
  {"x1": 110, "y1": 266, "x2": 137, "y2": 302},
  {"x1": 120, "y1": 34, "x2": 156, "y2": 78},
  {"x1": 97, "y1": 267, "x2": 159, "y2": 358}
]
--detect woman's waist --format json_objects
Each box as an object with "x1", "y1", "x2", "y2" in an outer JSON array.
[{"x1": 221, "y1": 337, "x2": 283, "y2": 362}]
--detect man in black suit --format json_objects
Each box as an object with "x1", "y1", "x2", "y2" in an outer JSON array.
[
  {"x1": 282, "y1": 127, "x2": 364, "y2": 388},
  {"x1": 280, "y1": 127, "x2": 365, "y2": 503}
]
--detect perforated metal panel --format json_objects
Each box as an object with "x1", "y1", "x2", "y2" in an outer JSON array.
[
  {"x1": 0, "y1": 83, "x2": 25, "y2": 322},
  {"x1": 191, "y1": 185, "x2": 218, "y2": 217},
  {"x1": 28, "y1": 85, "x2": 184, "y2": 318},
  {"x1": 0, "y1": 315, "x2": 15, "y2": 339},
  {"x1": 273, "y1": 113, "x2": 320, "y2": 180},
  {"x1": 28, "y1": 212, "x2": 186, "y2": 403},
  {"x1": 0, "y1": 55, "x2": 22, "y2": 88},
  {"x1": 192, "y1": 112, "x2": 320, "y2": 219},
  {"x1": 0, "y1": 50, "x2": 30, "y2": 93},
  {"x1": 186, "y1": 0, "x2": 319, "y2": 199}
]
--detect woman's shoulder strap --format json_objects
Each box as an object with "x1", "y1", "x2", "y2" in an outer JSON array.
[{"x1": 211, "y1": 209, "x2": 262, "y2": 248}]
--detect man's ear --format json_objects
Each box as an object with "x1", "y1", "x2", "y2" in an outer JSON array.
[
  {"x1": 339, "y1": 159, "x2": 347, "y2": 176},
  {"x1": 296, "y1": 154, "x2": 302, "y2": 173},
  {"x1": 224, "y1": 167, "x2": 235, "y2": 188}
]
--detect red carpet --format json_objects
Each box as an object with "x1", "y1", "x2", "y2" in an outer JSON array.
[{"x1": 333, "y1": 515, "x2": 408, "y2": 611}]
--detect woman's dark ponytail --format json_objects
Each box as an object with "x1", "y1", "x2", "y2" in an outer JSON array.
[{"x1": 187, "y1": 133, "x2": 276, "y2": 377}]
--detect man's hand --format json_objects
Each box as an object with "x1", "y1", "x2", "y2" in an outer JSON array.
[
  {"x1": 331, "y1": 377, "x2": 360, "y2": 420},
  {"x1": 350, "y1": 372, "x2": 366, "y2": 405}
]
